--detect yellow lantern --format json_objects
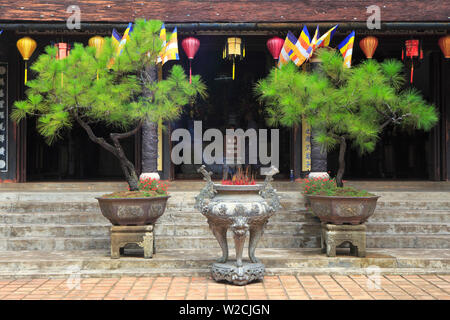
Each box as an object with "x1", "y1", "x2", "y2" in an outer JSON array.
[
  {"x1": 16, "y1": 37, "x2": 37, "y2": 84},
  {"x1": 88, "y1": 36, "x2": 105, "y2": 80},
  {"x1": 88, "y1": 36, "x2": 105, "y2": 58},
  {"x1": 223, "y1": 37, "x2": 245, "y2": 80}
]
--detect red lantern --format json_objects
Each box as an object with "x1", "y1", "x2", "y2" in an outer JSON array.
[
  {"x1": 402, "y1": 39, "x2": 423, "y2": 83},
  {"x1": 181, "y1": 37, "x2": 200, "y2": 83},
  {"x1": 54, "y1": 43, "x2": 70, "y2": 87},
  {"x1": 266, "y1": 36, "x2": 284, "y2": 62},
  {"x1": 55, "y1": 42, "x2": 70, "y2": 60}
]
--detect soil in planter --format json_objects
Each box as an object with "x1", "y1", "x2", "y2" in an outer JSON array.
[
  {"x1": 308, "y1": 187, "x2": 375, "y2": 197},
  {"x1": 102, "y1": 191, "x2": 168, "y2": 198}
]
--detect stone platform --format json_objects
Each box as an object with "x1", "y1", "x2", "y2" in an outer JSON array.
[{"x1": 0, "y1": 181, "x2": 448, "y2": 278}]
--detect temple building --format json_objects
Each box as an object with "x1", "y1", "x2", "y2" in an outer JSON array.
[{"x1": 0, "y1": 1, "x2": 448, "y2": 183}]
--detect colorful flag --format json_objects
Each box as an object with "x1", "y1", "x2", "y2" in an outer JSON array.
[
  {"x1": 111, "y1": 29, "x2": 122, "y2": 49},
  {"x1": 116, "y1": 22, "x2": 133, "y2": 55},
  {"x1": 338, "y1": 30, "x2": 355, "y2": 68},
  {"x1": 298, "y1": 25, "x2": 312, "y2": 61},
  {"x1": 161, "y1": 27, "x2": 180, "y2": 65},
  {"x1": 310, "y1": 26, "x2": 320, "y2": 52},
  {"x1": 278, "y1": 31, "x2": 308, "y2": 67},
  {"x1": 157, "y1": 23, "x2": 167, "y2": 63},
  {"x1": 316, "y1": 24, "x2": 339, "y2": 49}
]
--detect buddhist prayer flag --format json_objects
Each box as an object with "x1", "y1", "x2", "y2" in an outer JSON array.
[
  {"x1": 162, "y1": 27, "x2": 179, "y2": 64},
  {"x1": 157, "y1": 23, "x2": 167, "y2": 63},
  {"x1": 338, "y1": 30, "x2": 355, "y2": 68},
  {"x1": 111, "y1": 29, "x2": 121, "y2": 49},
  {"x1": 116, "y1": 22, "x2": 133, "y2": 55},
  {"x1": 298, "y1": 25, "x2": 312, "y2": 61},
  {"x1": 310, "y1": 26, "x2": 320, "y2": 51},
  {"x1": 278, "y1": 31, "x2": 308, "y2": 68},
  {"x1": 158, "y1": 25, "x2": 179, "y2": 65},
  {"x1": 316, "y1": 24, "x2": 339, "y2": 49}
]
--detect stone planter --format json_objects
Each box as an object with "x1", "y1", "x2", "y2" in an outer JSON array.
[
  {"x1": 195, "y1": 165, "x2": 281, "y2": 285},
  {"x1": 306, "y1": 194, "x2": 380, "y2": 225},
  {"x1": 96, "y1": 196, "x2": 170, "y2": 226}
]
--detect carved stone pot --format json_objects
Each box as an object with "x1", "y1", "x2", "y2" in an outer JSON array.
[
  {"x1": 96, "y1": 196, "x2": 170, "y2": 226},
  {"x1": 306, "y1": 195, "x2": 380, "y2": 225},
  {"x1": 195, "y1": 166, "x2": 280, "y2": 285}
]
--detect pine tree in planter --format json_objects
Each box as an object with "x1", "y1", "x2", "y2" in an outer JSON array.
[
  {"x1": 255, "y1": 49, "x2": 438, "y2": 224},
  {"x1": 12, "y1": 19, "x2": 207, "y2": 192},
  {"x1": 12, "y1": 19, "x2": 207, "y2": 226}
]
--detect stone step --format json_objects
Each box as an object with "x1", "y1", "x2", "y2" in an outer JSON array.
[
  {"x1": 0, "y1": 222, "x2": 447, "y2": 241},
  {"x1": 0, "y1": 248, "x2": 447, "y2": 278},
  {"x1": 0, "y1": 224, "x2": 111, "y2": 238},
  {"x1": 1, "y1": 197, "x2": 450, "y2": 214},
  {"x1": 0, "y1": 232, "x2": 449, "y2": 251},
  {"x1": 153, "y1": 222, "x2": 450, "y2": 236},
  {"x1": 1, "y1": 208, "x2": 449, "y2": 226},
  {"x1": 0, "y1": 237, "x2": 110, "y2": 251}
]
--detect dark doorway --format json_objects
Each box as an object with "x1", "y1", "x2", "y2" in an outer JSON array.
[
  {"x1": 171, "y1": 35, "x2": 291, "y2": 180},
  {"x1": 26, "y1": 119, "x2": 135, "y2": 181}
]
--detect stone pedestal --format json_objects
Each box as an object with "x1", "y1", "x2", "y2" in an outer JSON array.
[
  {"x1": 110, "y1": 225, "x2": 154, "y2": 259},
  {"x1": 321, "y1": 223, "x2": 366, "y2": 257},
  {"x1": 211, "y1": 262, "x2": 265, "y2": 286}
]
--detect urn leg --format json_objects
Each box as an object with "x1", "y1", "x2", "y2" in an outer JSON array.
[
  {"x1": 248, "y1": 223, "x2": 266, "y2": 263},
  {"x1": 209, "y1": 223, "x2": 229, "y2": 263},
  {"x1": 231, "y1": 218, "x2": 249, "y2": 268}
]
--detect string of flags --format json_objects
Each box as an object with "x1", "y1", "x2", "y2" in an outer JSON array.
[{"x1": 109, "y1": 22, "x2": 179, "y2": 68}]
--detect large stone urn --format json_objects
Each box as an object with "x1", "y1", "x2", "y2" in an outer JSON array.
[
  {"x1": 96, "y1": 196, "x2": 170, "y2": 226},
  {"x1": 195, "y1": 165, "x2": 281, "y2": 285},
  {"x1": 306, "y1": 195, "x2": 379, "y2": 225}
]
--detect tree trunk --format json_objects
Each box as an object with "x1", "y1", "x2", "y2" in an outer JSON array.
[
  {"x1": 141, "y1": 66, "x2": 159, "y2": 174},
  {"x1": 336, "y1": 136, "x2": 347, "y2": 188},
  {"x1": 75, "y1": 115, "x2": 142, "y2": 191},
  {"x1": 142, "y1": 121, "x2": 158, "y2": 173}
]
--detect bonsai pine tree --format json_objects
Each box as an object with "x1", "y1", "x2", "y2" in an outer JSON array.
[
  {"x1": 255, "y1": 48, "x2": 438, "y2": 187},
  {"x1": 12, "y1": 19, "x2": 207, "y2": 191}
]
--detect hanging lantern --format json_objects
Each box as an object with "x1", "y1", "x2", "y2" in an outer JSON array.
[
  {"x1": 266, "y1": 36, "x2": 284, "y2": 61},
  {"x1": 359, "y1": 36, "x2": 378, "y2": 59},
  {"x1": 55, "y1": 42, "x2": 70, "y2": 60},
  {"x1": 16, "y1": 37, "x2": 37, "y2": 84},
  {"x1": 402, "y1": 39, "x2": 423, "y2": 83},
  {"x1": 223, "y1": 37, "x2": 245, "y2": 80},
  {"x1": 54, "y1": 43, "x2": 70, "y2": 87},
  {"x1": 88, "y1": 36, "x2": 105, "y2": 58},
  {"x1": 438, "y1": 35, "x2": 450, "y2": 58},
  {"x1": 88, "y1": 36, "x2": 105, "y2": 80},
  {"x1": 181, "y1": 37, "x2": 200, "y2": 83}
]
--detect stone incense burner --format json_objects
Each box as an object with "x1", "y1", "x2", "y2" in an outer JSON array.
[{"x1": 195, "y1": 165, "x2": 281, "y2": 285}]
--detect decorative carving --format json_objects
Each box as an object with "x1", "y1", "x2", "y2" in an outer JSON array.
[
  {"x1": 194, "y1": 165, "x2": 216, "y2": 212},
  {"x1": 211, "y1": 262, "x2": 265, "y2": 286}
]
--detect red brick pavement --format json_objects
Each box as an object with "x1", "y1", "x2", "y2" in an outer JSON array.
[{"x1": 0, "y1": 275, "x2": 448, "y2": 300}]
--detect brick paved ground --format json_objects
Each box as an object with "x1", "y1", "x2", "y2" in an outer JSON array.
[{"x1": 0, "y1": 275, "x2": 449, "y2": 300}]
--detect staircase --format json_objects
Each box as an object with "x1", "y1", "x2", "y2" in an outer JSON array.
[{"x1": 0, "y1": 190, "x2": 448, "y2": 277}]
